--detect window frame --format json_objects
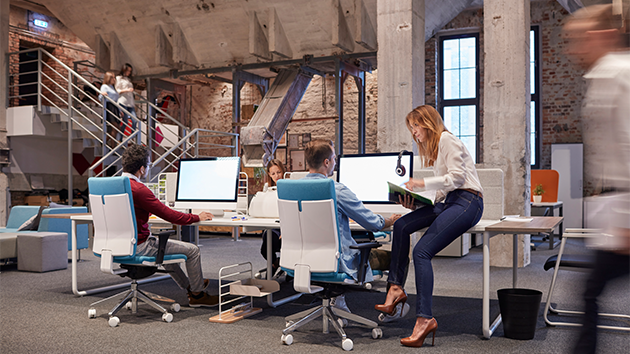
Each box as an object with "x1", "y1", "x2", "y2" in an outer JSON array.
[
  {"x1": 437, "y1": 32, "x2": 481, "y2": 162},
  {"x1": 530, "y1": 25, "x2": 542, "y2": 169}
]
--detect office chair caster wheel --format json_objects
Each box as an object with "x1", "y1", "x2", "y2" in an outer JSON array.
[
  {"x1": 108, "y1": 316, "x2": 120, "y2": 327},
  {"x1": 125, "y1": 302, "x2": 133, "y2": 310},
  {"x1": 88, "y1": 308, "x2": 96, "y2": 319},
  {"x1": 337, "y1": 318, "x2": 348, "y2": 328},
  {"x1": 364, "y1": 282, "x2": 372, "y2": 290},
  {"x1": 162, "y1": 313, "x2": 173, "y2": 323},
  {"x1": 281, "y1": 334, "x2": 293, "y2": 345},
  {"x1": 285, "y1": 321, "x2": 294, "y2": 328},
  {"x1": 371, "y1": 328, "x2": 383, "y2": 339},
  {"x1": 341, "y1": 338, "x2": 353, "y2": 351},
  {"x1": 170, "y1": 303, "x2": 181, "y2": 313}
]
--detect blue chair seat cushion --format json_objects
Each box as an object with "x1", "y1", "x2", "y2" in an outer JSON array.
[{"x1": 94, "y1": 253, "x2": 187, "y2": 264}]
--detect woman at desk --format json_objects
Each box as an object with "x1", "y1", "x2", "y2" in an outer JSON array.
[
  {"x1": 374, "y1": 105, "x2": 484, "y2": 347},
  {"x1": 260, "y1": 159, "x2": 285, "y2": 277}
]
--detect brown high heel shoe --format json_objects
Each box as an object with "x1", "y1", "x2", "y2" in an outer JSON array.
[
  {"x1": 400, "y1": 317, "x2": 438, "y2": 347},
  {"x1": 374, "y1": 289, "x2": 408, "y2": 315}
]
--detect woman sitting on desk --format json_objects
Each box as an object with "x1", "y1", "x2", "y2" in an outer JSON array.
[
  {"x1": 374, "y1": 105, "x2": 484, "y2": 347},
  {"x1": 260, "y1": 159, "x2": 285, "y2": 277}
]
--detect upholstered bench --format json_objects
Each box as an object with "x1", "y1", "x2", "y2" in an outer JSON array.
[{"x1": 17, "y1": 232, "x2": 68, "y2": 272}]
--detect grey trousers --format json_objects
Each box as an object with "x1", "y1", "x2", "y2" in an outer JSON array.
[{"x1": 136, "y1": 237, "x2": 205, "y2": 292}]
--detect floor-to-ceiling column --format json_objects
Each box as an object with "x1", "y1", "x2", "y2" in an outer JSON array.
[
  {"x1": 0, "y1": 0, "x2": 10, "y2": 226},
  {"x1": 483, "y1": 0, "x2": 531, "y2": 267},
  {"x1": 377, "y1": 0, "x2": 424, "y2": 153}
]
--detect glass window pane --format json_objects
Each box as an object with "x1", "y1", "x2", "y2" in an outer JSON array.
[
  {"x1": 530, "y1": 62, "x2": 536, "y2": 94},
  {"x1": 530, "y1": 101, "x2": 536, "y2": 132},
  {"x1": 460, "y1": 105, "x2": 476, "y2": 135},
  {"x1": 530, "y1": 30, "x2": 535, "y2": 63},
  {"x1": 443, "y1": 39, "x2": 460, "y2": 70},
  {"x1": 460, "y1": 136, "x2": 477, "y2": 163},
  {"x1": 443, "y1": 70, "x2": 460, "y2": 100},
  {"x1": 460, "y1": 37, "x2": 476, "y2": 68},
  {"x1": 443, "y1": 106, "x2": 460, "y2": 136},
  {"x1": 460, "y1": 68, "x2": 476, "y2": 99}
]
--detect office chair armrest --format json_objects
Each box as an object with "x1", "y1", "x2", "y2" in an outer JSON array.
[
  {"x1": 155, "y1": 230, "x2": 177, "y2": 265},
  {"x1": 350, "y1": 241, "x2": 381, "y2": 284}
]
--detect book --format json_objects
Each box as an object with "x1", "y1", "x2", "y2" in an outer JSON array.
[{"x1": 387, "y1": 182, "x2": 434, "y2": 207}]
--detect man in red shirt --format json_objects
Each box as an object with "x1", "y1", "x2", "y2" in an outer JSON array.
[{"x1": 121, "y1": 144, "x2": 217, "y2": 307}]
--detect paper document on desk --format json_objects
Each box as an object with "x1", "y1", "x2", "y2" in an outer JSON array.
[
  {"x1": 501, "y1": 216, "x2": 533, "y2": 222},
  {"x1": 387, "y1": 182, "x2": 434, "y2": 207}
]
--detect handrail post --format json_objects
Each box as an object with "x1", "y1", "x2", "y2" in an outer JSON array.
[
  {"x1": 102, "y1": 96, "x2": 109, "y2": 157},
  {"x1": 37, "y1": 49, "x2": 41, "y2": 112},
  {"x1": 67, "y1": 68, "x2": 73, "y2": 206},
  {"x1": 195, "y1": 130, "x2": 199, "y2": 158}
]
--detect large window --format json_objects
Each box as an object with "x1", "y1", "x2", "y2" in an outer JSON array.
[
  {"x1": 438, "y1": 33, "x2": 479, "y2": 162},
  {"x1": 530, "y1": 26, "x2": 541, "y2": 168}
]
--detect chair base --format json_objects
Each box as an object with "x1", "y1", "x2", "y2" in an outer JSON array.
[
  {"x1": 88, "y1": 279, "x2": 180, "y2": 327},
  {"x1": 282, "y1": 298, "x2": 381, "y2": 350}
]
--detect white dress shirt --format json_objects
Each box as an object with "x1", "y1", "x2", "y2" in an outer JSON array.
[
  {"x1": 115, "y1": 75, "x2": 135, "y2": 107},
  {"x1": 419, "y1": 131, "x2": 483, "y2": 203}
]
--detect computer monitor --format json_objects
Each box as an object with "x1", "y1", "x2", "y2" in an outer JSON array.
[
  {"x1": 174, "y1": 157, "x2": 241, "y2": 214},
  {"x1": 337, "y1": 151, "x2": 413, "y2": 215}
]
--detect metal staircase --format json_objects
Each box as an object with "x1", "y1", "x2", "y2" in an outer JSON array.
[{"x1": 6, "y1": 48, "x2": 238, "y2": 197}]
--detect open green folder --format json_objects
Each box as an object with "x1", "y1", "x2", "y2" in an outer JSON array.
[{"x1": 387, "y1": 181, "x2": 434, "y2": 207}]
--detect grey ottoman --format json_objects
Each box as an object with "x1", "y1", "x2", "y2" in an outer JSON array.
[
  {"x1": 17, "y1": 232, "x2": 68, "y2": 272},
  {"x1": 0, "y1": 233, "x2": 19, "y2": 260}
]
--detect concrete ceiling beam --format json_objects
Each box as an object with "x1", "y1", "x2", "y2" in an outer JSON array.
[
  {"x1": 109, "y1": 31, "x2": 133, "y2": 73},
  {"x1": 332, "y1": 0, "x2": 355, "y2": 52},
  {"x1": 268, "y1": 7, "x2": 293, "y2": 59},
  {"x1": 156, "y1": 25, "x2": 176, "y2": 68},
  {"x1": 172, "y1": 23, "x2": 199, "y2": 68},
  {"x1": 95, "y1": 34, "x2": 110, "y2": 72},
  {"x1": 355, "y1": 0, "x2": 377, "y2": 51},
  {"x1": 249, "y1": 11, "x2": 272, "y2": 61}
]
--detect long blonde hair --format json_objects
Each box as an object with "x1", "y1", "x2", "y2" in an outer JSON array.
[
  {"x1": 103, "y1": 71, "x2": 116, "y2": 86},
  {"x1": 405, "y1": 105, "x2": 449, "y2": 167}
]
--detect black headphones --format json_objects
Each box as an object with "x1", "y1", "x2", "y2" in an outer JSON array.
[{"x1": 396, "y1": 150, "x2": 408, "y2": 177}]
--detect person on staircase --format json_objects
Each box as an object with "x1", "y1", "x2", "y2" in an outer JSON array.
[
  {"x1": 98, "y1": 71, "x2": 121, "y2": 147},
  {"x1": 116, "y1": 63, "x2": 137, "y2": 138}
]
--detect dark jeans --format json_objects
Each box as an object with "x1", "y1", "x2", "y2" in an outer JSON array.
[
  {"x1": 261, "y1": 229, "x2": 281, "y2": 267},
  {"x1": 120, "y1": 105, "x2": 137, "y2": 132},
  {"x1": 573, "y1": 250, "x2": 630, "y2": 354},
  {"x1": 388, "y1": 189, "x2": 483, "y2": 318}
]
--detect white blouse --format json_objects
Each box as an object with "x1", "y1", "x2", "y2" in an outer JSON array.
[
  {"x1": 115, "y1": 75, "x2": 135, "y2": 107},
  {"x1": 420, "y1": 131, "x2": 483, "y2": 203}
]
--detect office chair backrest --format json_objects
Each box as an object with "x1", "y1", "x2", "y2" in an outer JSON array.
[
  {"x1": 88, "y1": 177, "x2": 138, "y2": 258},
  {"x1": 277, "y1": 178, "x2": 341, "y2": 275}
]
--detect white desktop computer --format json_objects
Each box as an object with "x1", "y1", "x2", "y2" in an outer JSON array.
[
  {"x1": 174, "y1": 157, "x2": 241, "y2": 216},
  {"x1": 337, "y1": 151, "x2": 414, "y2": 216}
]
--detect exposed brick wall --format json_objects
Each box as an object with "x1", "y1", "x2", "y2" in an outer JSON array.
[{"x1": 8, "y1": 6, "x2": 95, "y2": 109}]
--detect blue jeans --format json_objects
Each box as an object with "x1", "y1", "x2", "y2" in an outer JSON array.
[
  {"x1": 388, "y1": 189, "x2": 483, "y2": 318},
  {"x1": 120, "y1": 105, "x2": 137, "y2": 132}
]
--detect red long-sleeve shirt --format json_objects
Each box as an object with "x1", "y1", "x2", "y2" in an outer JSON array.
[{"x1": 129, "y1": 179, "x2": 199, "y2": 245}]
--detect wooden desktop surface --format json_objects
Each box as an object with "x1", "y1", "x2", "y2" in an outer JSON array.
[
  {"x1": 485, "y1": 216, "x2": 563, "y2": 234},
  {"x1": 41, "y1": 213, "x2": 91, "y2": 219}
]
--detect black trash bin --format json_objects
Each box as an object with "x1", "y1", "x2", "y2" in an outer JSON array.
[{"x1": 497, "y1": 288, "x2": 542, "y2": 340}]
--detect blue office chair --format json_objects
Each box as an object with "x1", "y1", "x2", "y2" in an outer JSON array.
[
  {"x1": 87, "y1": 176, "x2": 185, "y2": 327},
  {"x1": 277, "y1": 178, "x2": 382, "y2": 351}
]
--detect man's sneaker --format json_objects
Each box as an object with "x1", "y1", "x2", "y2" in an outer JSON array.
[
  {"x1": 330, "y1": 294, "x2": 351, "y2": 314},
  {"x1": 378, "y1": 302, "x2": 410, "y2": 322},
  {"x1": 188, "y1": 291, "x2": 219, "y2": 308}
]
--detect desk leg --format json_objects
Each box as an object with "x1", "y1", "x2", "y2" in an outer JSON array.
[
  {"x1": 265, "y1": 229, "x2": 301, "y2": 308},
  {"x1": 72, "y1": 219, "x2": 79, "y2": 295},
  {"x1": 513, "y1": 234, "x2": 518, "y2": 288},
  {"x1": 483, "y1": 231, "x2": 502, "y2": 339}
]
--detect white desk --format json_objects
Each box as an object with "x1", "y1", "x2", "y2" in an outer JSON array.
[
  {"x1": 531, "y1": 201, "x2": 564, "y2": 249},
  {"x1": 480, "y1": 217, "x2": 564, "y2": 338}
]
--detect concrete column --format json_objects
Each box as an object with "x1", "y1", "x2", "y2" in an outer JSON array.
[
  {"x1": 483, "y1": 0, "x2": 531, "y2": 267},
  {"x1": 376, "y1": 0, "x2": 424, "y2": 153},
  {"x1": 0, "y1": 0, "x2": 9, "y2": 226}
]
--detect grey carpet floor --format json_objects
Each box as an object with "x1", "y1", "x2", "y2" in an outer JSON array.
[{"x1": 1, "y1": 235, "x2": 628, "y2": 354}]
